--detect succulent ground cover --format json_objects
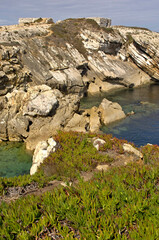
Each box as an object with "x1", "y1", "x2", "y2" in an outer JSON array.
[{"x1": 0, "y1": 131, "x2": 158, "y2": 239}]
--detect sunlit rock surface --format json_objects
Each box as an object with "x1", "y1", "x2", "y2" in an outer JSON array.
[{"x1": 0, "y1": 18, "x2": 159, "y2": 148}]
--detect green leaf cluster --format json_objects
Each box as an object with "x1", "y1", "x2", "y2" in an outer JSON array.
[{"x1": 0, "y1": 161, "x2": 158, "y2": 239}]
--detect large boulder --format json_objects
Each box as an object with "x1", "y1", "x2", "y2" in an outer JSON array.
[
  {"x1": 25, "y1": 93, "x2": 80, "y2": 150},
  {"x1": 88, "y1": 82, "x2": 100, "y2": 94},
  {"x1": 98, "y1": 98, "x2": 126, "y2": 125}
]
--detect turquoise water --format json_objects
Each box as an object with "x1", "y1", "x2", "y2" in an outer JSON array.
[
  {"x1": 0, "y1": 142, "x2": 32, "y2": 178},
  {"x1": 80, "y1": 84, "x2": 159, "y2": 146}
]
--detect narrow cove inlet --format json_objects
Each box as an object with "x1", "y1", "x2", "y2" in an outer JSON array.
[{"x1": 80, "y1": 83, "x2": 159, "y2": 146}]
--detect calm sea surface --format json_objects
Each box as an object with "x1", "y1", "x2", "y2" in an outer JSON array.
[{"x1": 80, "y1": 83, "x2": 159, "y2": 146}]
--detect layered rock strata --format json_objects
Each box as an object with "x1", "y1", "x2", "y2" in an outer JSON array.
[{"x1": 0, "y1": 18, "x2": 159, "y2": 149}]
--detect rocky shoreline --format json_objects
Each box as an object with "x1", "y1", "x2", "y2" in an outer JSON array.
[
  {"x1": 0, "y1": 134, "x2": 144, "y2": 202},
  {"x1": 0, "y1": 17, "x2": 159, "y2": 156}
]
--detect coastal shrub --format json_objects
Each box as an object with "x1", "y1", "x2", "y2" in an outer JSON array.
[
  {"x1": 85, "y1": 19, "x2": 101, "y2": 30},
  {"x1": 141, "y1": 144, "x2": 159, "y2": 164},
  {"x1": 114, "y1": 25, "x2": 151, "y2": 31},
  {"x1": 102, "y1": 27, "x2": 115, "y2": 34},
  {"x1": 0, "y1": 131, "x2": 138, "y2": 195},
  {"x1": 0, "y1": 160, "x2": 158, "y2": 239},
  {"x1": 47, "y1": 18, "x2": 117, "y2": 59},
  {"x1": 48, "y1": 19, "x2": 88, "y2": 58},
  {"x1": 40, "y1": 131, "x2": 113, "y2": 180},
  {"x1": 126, "y1": 33, "x2": 134, "y2": 46}
]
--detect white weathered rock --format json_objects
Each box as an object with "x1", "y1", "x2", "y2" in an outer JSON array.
[
  {"x1": 96, "y1": 164, "x2": 109, "y2": 171},
  {"x1": 47, "y1": 137, "x2": 57, "y2": 153},
  {"x1": 23, "y1": 91, "x2": 58, "y2": 116},
  {"x1": 98, "y1": 98, "x2": 126, "y2": 125},
  {"x1": 30, "y1": 138, "x2": 57, "y2": 175},
  {"x1": 93, "y1": 137, "x2": 106, "y2": 151},
  {"x1": 123, "y1": 143, "x2": 143, "y2": 158}
]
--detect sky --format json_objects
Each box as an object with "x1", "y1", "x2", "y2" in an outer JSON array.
[{"x1": 0, "y1": 0, "x2": 158, "y2": 32}]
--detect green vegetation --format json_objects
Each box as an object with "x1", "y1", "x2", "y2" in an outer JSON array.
[
  {"x1": 0, "y1": 131, "x2": 124, "y2": 195},
  {"x1": 40, "y1": 131, "x2": 114, "y2": 180},
  {"x1": 0, "y1": 162, "x2": 158, "y2": 239},
  {"x1": 0, "y1": 132, "x2": 159, "y2": 239},
  {"x1": 126, "y1": 34, "x2": 134, "y2": 46},
  {"x1": 47, "y1": 19, "x2": 90, "y2": 58},
  {"x1": 102, "y1": 27, "x2": 115, "y2": 34},
  {"x1": 114, "y1": 25, "x2": 151, "y2": 32},
  {"x1": 127, "y1": 34, "x2": 134, "y2": 45}
]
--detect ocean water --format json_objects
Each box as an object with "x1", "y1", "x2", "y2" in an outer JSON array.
[
  {"x1": 0, "y1": 141, "x2": 32, "y2": 178},
  {"x1": 80, "y1": 83, "x2": 159, "y2": 146}
]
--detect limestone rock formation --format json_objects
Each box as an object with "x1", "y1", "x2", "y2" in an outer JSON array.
[
  {"x1": 0, "y1": 18, "x2": 159, "y2": 147},
  {"x1": 98, "y1": 98, "x2": 126, "y2": 125},
  {"x1": 19, "y1": 18, "x2": 53, "y2": 25},
  {"x1": 64, "y1": 113, "x2": 89, "y2": 133},
  {"x1": 0, "y1": 18, "x2": 158, "y2": 99},
  {"x1": 89, "y1": 107, "x2": 101, "y2": 133},
  {"x1": 0, "y1": 84, "x2": 80, "y2": 149}
]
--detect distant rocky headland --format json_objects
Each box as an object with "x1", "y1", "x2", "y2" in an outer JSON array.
[{"x1": 0, "y1": 17, "x2": 159, "y2": 150}]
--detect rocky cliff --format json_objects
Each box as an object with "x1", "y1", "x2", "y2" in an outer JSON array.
[{"x1": 0, "y1": 18, "x2": 159, "y2": 149}]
